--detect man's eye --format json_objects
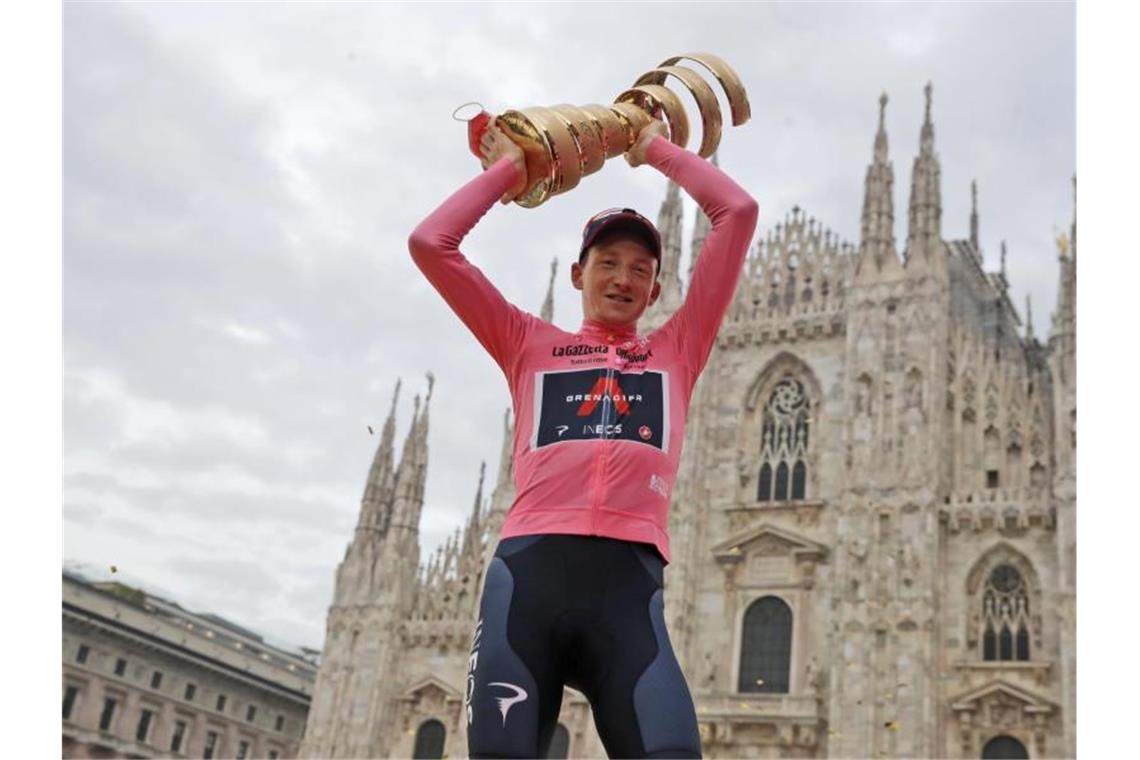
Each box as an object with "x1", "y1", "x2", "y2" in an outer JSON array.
[{"x1": 600, "y1": 260, "x2": 616, "y2": 268}]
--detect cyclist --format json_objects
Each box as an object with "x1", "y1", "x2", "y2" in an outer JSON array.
[{"x1": 409, "y1": 117, "x2": 758, "y2": 759}]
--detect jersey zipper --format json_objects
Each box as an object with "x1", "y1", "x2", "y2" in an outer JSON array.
[{"x1": 591, "y1": 365, "x2": 614, "y2": 534}]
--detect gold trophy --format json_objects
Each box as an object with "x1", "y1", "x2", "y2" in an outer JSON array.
[{"x1": 459, "y1": 53, "x2": 750, "y2": 208}]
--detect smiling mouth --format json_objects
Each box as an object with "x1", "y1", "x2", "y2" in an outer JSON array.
[{"x1": 605, "y1": 294, "x2": 634, "y2": 304}]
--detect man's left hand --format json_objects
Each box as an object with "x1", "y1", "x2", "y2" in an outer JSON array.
[{"x1": 625, "y1": 119, "x2": 668, "y2": 168}]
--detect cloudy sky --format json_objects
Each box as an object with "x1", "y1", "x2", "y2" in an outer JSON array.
[{"x1": 63, "y1": 1, "x2": 1075, "y2": 652}]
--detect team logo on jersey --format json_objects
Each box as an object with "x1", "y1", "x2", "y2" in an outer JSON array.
[{"x1": 531, "y1": 368, "x2": 668, "y2": 451}]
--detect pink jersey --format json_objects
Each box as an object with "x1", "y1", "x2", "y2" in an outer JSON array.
[{"x1": 408, "y1": 137, "x2": 758, "y2": 564}]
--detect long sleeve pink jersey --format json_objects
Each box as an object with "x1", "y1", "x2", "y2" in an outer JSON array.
[{"x1": 408, "y1": 136, "x2": 758, "y2": 565}]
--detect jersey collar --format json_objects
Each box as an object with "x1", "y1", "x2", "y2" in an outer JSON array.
[{"x1": 577, "y1": 318, "x2": 639, "y2": 345}]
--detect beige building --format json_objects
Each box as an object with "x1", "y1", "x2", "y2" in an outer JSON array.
[
  {"x1": 301, "y1": 84, "x2": 1076, "y2": 759},
  {"x1": 62, "y1": 571, "x2": 318, "y2": 759}
]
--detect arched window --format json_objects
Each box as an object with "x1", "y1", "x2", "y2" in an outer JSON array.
[
  {"x1": 757, "y1": 463, "x2": 772, "y2": 502},
  {"x1": 738, "y1": 596, "x2": 792, "y2": 693},
  {"x1": 545, "y1": 723, "x2": 570, "y2": 759},
  {"x1": 412, "y1": 719, "x2": 446, "y2": 759},
  {"x1": 791, "y1": 460, "x2": 806, "y2": 499},
  {"x1": 981, "y1": 735, "x2": 1029, "y2": 759},
  {"x1": 774, "y1": 462, "x2": 789, "y2": 500},
  {"x1": 981, "y1": 565, "x2": 1031, "y2": 662},
  {"x1": 757, "y1": 379, "x2": 811, "y2": 502}
]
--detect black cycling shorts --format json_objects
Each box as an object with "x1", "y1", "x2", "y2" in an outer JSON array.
[{"x1": 464, "y1": 533, "x2": 702, "y2": 759}]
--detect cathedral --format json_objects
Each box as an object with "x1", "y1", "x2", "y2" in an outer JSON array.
[{"x1": 299, "y1": 84, "x2": 1076, "y2": 759}]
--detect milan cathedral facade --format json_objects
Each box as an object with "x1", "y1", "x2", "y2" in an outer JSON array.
[{"x1": 300, "y1": 84, "x2": 1076, "y2": 759}]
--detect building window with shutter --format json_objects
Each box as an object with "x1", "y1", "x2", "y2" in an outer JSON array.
[
  {"x1": 63, "y1": 685, "x2": 80, "y2": 721},
  {"x1": 98, "y1": 697, "x2": 117, "y2": 732},
  {"x1": 170, "y1": 720, "x2": 188, "y2": 753},
  {"x1": 136, "y1": 709, "x2": 154, "y2": 743}
]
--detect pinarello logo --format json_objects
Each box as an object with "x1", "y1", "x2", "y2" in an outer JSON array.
[{"x1": 639, "y1": 425, "x2": 652, "y2": 440}]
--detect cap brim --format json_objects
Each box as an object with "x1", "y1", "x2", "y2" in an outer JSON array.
[{"x1": 580, "y1": 218, "x2": 661, "y2": 261}]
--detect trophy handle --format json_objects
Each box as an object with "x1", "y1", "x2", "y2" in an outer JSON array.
[
  {"x1": 658, "y1": 53, "x2": 751, "y2": 126},
  {"x1": 633, "y1": 66, "x2": 722, "y2": 158},
  {"x1": 613, "y1": 83, "x2": 690, "y2": 152}
]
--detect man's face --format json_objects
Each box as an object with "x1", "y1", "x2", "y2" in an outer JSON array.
[{"x1": 571, "y1": 233, "x2": 661, "y2": 328}]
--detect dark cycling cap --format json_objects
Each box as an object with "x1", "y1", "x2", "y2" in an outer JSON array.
[{"x1": 579, "y1": 207, "x2": 662, "y2": 266}]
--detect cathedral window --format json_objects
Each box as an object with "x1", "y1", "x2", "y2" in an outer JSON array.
[
  {"x1": 757, "y1": 379, "x2": 811, "y2": 502},
  {"x1": 981, "y1": 565, "x2": 1031, "y2": 662},
  {"x1": 981, "y1": 735, "x2": 1029, "y2": 759},
  {"x1": 412, "y1": 719, "x2": 446, "y2": 759},
  {"x1": 757, "y1": 463, "x2": 772, "y2": 502},
  {"x1": 792, "y1": 460, "x2": 807, "y2": 499},
  {"x1": 545, "y1": 723, "x2": 570, "y2": 758},
  {"x1": 774, "y1": 462, "x2": 789, "y2": 500},
  {"x1": 986, "y1": 470, "x2": 999, "y2": 489},
  {"x1": 738, "y1": 596, "x2": 792, "y2": 693}
]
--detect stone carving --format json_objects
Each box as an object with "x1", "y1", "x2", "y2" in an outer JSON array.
[{"x1": 898, "y1": 539, "x2": 919, "y2": 587}]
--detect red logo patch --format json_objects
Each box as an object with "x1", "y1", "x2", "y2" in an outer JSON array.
[{"x1": 639, "y1": 425, "x2": 652, "y2": 440}]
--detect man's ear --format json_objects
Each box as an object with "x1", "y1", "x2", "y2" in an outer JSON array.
[
  {"x1": 647, "y1": 279, "x2": 661, "y2": 306},
  {"x1": 570, "y1": 261, "x2": 584, "y2": 291}
]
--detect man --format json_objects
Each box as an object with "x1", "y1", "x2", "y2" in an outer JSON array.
[{"x1": 409, "y1": 117, "x2": 757, "y2": 759}]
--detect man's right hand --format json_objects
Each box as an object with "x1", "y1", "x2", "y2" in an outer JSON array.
[{"x1": 479, "y1": 120, "x2": 528, "y2": 204}]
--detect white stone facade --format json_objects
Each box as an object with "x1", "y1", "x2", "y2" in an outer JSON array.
[{"x1": 301, "y1": 85, "x2": 1075, "y2": 759}]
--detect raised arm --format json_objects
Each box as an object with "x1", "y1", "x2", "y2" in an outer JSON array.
[
  {"x1": 644, "y1": 136, "x2": 758, "y2": 376},
  {"x1": 407, "y1": 141, "x2": 533, "y2": 375}
]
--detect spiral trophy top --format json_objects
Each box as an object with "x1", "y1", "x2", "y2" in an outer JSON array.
[{"x1": 471, "y1": 53, "x2": 750, "y2": 208}]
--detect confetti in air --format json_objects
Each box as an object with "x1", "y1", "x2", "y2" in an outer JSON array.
[
  {"x1": 110, "y1": 565, "x2": 118, "y2": 574},
  {"x1": 755, "y1": 678, "x2": 764, "y2": 685},
  {"x1": 368, "y1": 425, "x2": 374, "y2": 435}
]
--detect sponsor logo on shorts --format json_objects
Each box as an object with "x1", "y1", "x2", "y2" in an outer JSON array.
[
  {"x1": 488, "y1": 682, "x2": 528, "y2": 727},
  {"x1": 465, "y1": 618, "x2": 483, "y2": 726}
]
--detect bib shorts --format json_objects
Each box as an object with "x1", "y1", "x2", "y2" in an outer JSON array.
[{"x1": 464, "y1": 533, "x2": 702, "y2": 759}]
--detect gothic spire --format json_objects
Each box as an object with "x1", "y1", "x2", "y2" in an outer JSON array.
[
  {"x1": 495, "y1": 407, "x2": 513, "y2": 490},
  {"x1": 540, "y1": 258, "x2": 557, "y2": 323},
  {"x1": 875, "y1": 92, "x2": 889, "y2": 162},
  {"x1": 471, "y1": 460, "x2": 486, "y2": 522},
  {"x1": 388, "y1": 373, "x2": 432, "y2": 545},
  {"x1": 1001, "y1": 240, "x2": 1008, "y2": 279},
  {"x1": 905, "y1": 82, "x2": 942, "y2": 260},
  {"x1": 1070, "y1": 173, "x2": 1077, "y2": 261},
  {"x1": 655, "y1": 180, "x2": 684, "y2": 309},
  {"x1": 857, "y1": 91, "x2": 898, "y2": 278},
  {"x1": 1025, "y1": 294, "x2": 1035, "y2": 341},
  {"x1": 359, "y1": 379, "x2": 400, "y2": 533},
  {"x1": 688, "y1": 200, "x2": 711, "y2": 283},
  {"x1": 970, "y1": 180, "x2": 979, "y2": 253}
]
